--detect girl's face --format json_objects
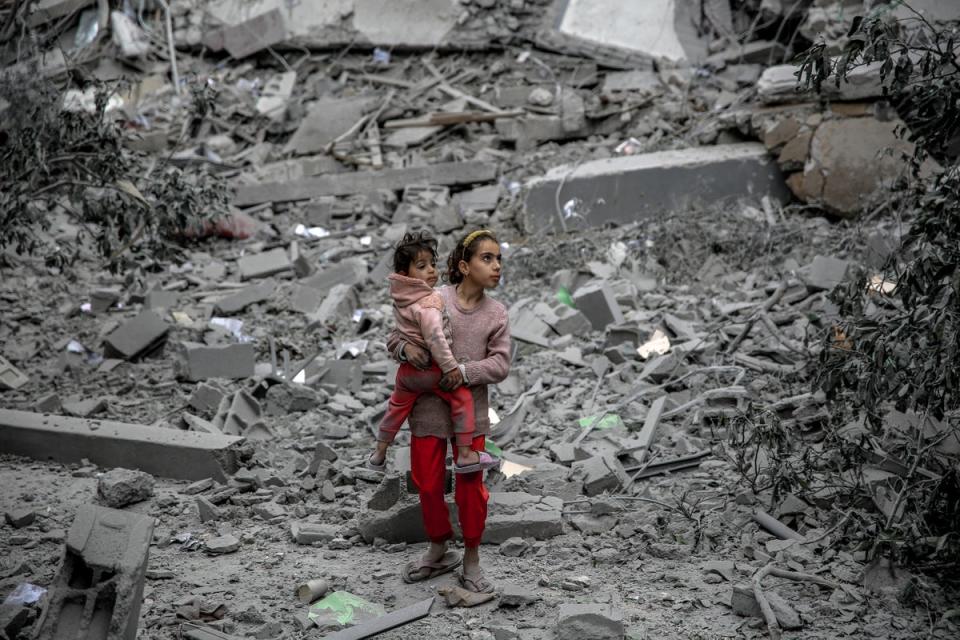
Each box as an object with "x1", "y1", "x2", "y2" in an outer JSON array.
[
  {"x1": 459, "y1": 238, "x2": 502, "y2": 289},
  {"x1": 405, "y1": 249, "x2": 439, "y2": 287}
]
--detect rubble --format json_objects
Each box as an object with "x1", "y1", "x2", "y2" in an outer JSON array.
[
  {"x1": 555, "y1": 603, "x2": 624, "y2": 640},
  {"x1": 97, "y1": 468, "x2": 156, "y2": 508}
]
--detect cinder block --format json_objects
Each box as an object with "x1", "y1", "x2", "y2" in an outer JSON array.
[
  {"x1": 103, "y1": 311, "x2": 169, "y2": 360},
  {"x1": 35, "y1": 505, "x2": 153, "y2": 640},
  {"x1": 523, "y1": 143, "x2": 789, "y2": 233},
  {"x1": 237, "y1": 247, "x2": 292, "y2": 280},
  {"x1": 0, "y1": 409, "x2": 244, "y2": 481},
  {"x1": 176, "y1": 342, "x2": 255, "y2": 381},
  {"x1": 572, "y1": 281, "x2": 624, "y2": 331},
  {"x1": 215, "y1": 279, "x2": 276, "y2": 315}
]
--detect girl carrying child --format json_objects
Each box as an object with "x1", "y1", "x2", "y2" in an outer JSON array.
[{"x1": 384, "y1": 229, "x2": 511, "y2": 594}]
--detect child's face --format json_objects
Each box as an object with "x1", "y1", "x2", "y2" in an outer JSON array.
[
  {"x1": 405, "y1": 250, "x2": 439, "y2": 287},
  {"x1": 459, "y1": 238, "x2": 502, "y2": 289}
]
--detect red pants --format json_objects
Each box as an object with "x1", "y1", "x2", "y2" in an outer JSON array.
[
  {"x1": 377, "y1": 362, "x2": 476, "y2": 448},
  {"x1": 411, "y1": 434, "x2": 488, "y2": 548}
]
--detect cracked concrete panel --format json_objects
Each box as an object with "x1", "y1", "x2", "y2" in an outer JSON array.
[
  {"x1": 353, "y1": 0, "x2": 459, "y2": 47},
  {"x1": 557, "y1": 0, "x2": 706, "y2": 64},
  {"x1": 205, "y1": 0, "x2": 352, "y2": 39}
]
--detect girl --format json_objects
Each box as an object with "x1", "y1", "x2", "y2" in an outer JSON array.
[
  {"x1": 386, "y1": 229, "x2": 510, "y2": 594},
  {"x1": 368, "y1": 231, "x2": 499, "y2": 473}
]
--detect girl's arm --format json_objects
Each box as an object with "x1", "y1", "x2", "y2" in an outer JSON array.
[
  {"x1": 416, "y1": 307, "x2": 459, "y2": 373},
  {"x1": 462, "y1": 311, "x2": 511, "y2": 385}
]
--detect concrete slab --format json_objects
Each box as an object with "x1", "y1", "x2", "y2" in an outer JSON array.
[
  {"x1": 215, "y1": 279, "x2": 276, "y2": 315},
  {"x1": 0, "y1": 409, "x2": 244, "y2": 481},
  {"x1": 102, "y1": 310, "x2": 169, "y2": 360},
  {"x1": 522, "y1": 143, "x2": 790, "y2": 234},
  {"x1": 223, "y1": 7, "x2": 288, "y2": 58},
  {"x1": 556, "y1": 0, "x2": 707, "y2": 64},
  {"x1": 285, "y1": 97, "x2": 377, "y2": 156},
  {"x1": 237, "y1": 247, "x2": 292, "y2": 280},
  {"x1": 35, "y1": 505, "x2": 153, "y2": 640},
  {"x1": 353, "y1": 0, "x2": 458, "y2": 47}
]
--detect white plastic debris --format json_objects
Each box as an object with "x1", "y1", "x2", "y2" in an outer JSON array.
[
  {"x1": 294, "y1": 224, "x2": 331, "y2": 240},
  {"x1": 111, "y1": 11, "x2": 151, "y2": 58},
  {"x1": 637, "y1": 329, "x2": 671, "y2": 359},
  {"x1": 615, "y1": 137, "x2": 643, "y2": 155}
]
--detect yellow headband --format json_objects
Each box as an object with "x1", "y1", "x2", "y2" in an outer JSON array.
[{"x1": 462, "y1": 229, "x2": 494, "y2": 248}]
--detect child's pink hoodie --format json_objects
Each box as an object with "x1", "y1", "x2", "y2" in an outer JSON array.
[{"x1": 388, "y1": 273, "x2": 458, "y2": 373}]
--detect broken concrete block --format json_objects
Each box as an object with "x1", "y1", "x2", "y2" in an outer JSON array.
[
  {"x1": 253, "y1": 501, "x2": 286, "y2": 521},
  {"x1": 1, "y1": 603, "x2": 35, "y2": 639},
  {"x1": 552, "y1": 305, "x2": 593, "y2": 336},
  {"x1": 206, "y1": 533, "x2": 240, "y2": 554},
  {"x1": 222, "y1": 8, "x2": 287, "y2": 59},
  {"x1": 215, "y1": 279, "x2": 276, "y2": 315},
  {"x1": 571, "y1": 454, "x2": 629, "y2": 497},
  {"x1": 35, "y1": 505, "x2": 153, "y2": 640},
  {"x1": 97, "y1": 468, "x2": 156, "y2": 508},
  {"x1": 0, "y1": 409, "x2": 244, "y2": 482},
  {"x1": 62, "y1": 397, "x2": 108, "y2": 418},
  {"x1": 103, "y1": 310, "x2": 169, "y2": 360},
  {"x1": 144, "y1": 289, "x2": 180, "y2": 310},
  {"x1": 183, "y1": 413, "x2": 222, "y2": 435},
  {"x1": 265, "y1": 383, "x2": 323, "y2": 414},
  {"x1": 523, "y1": 144, "x2": 789, "y2": 234},
  {"x1": 189, "y1": 381, "x2": 227, "y2": 413},
  {"x1": 499, "y1": 584, "x2": 539, "y2": 608},
  {"x1": 803, "y1": 256, "x2": 850, "y2": 292},
  {"x1": 196, "y1": 496, "x2": 223, "y2": 523},
  {"x1": 308, "y1": 284, "x2": 358, "y2": 325},
  {"x1": 33, "y1": 392, "x2": 61, "y2": 413},
  {"x1": 177, "y1": 342, "x2": 256, "y2": 382},
  {"x1": 212, "y1": 390, "x2": 264, "y2": 437},
  {"x1": 256, "y1": 71, "x2": 297, "y2": 122},
  {"x1": 572, "y1": 281, "x2": 624, "y2": 331},
  {"x1": 290, "y1": 521, "x2": 340, "y2": 545},
  {"x1": 0, "y1": 355, "x2": 29, "y2": 390},
  {"x1": 757, "y1": 62, "x2": 883, "y2": 105},
  {"x1": 556, "y1": 603, "x2": 625, "y2": 640},
  {"x1": 5, "y1": 508, "x2": 36, "y2": 529},
  {"x1": 238, "y1": 247, "x2": 292, "y2": 280}
]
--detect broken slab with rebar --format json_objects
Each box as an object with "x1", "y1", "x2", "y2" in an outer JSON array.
[{"x1": 0, "y1": 409, "x2": 245, "y2": 482}]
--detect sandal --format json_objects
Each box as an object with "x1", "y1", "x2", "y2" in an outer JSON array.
[
  {"x1": 457, "y1": 569, "x2": 495, "y2": 594},
  {"x1": 401, "y1": 550, "x2": 462, "y2": 584},
  {"x1": 366, "y1": 454, "x2": 387, "y2": 473},
  {"x1": 454, "y1": 451, "x2": 500, "y2": 475}
]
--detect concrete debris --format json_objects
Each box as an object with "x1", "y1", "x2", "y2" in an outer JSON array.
[
  {"x1": 5, "y1": 508, "x2": 36, "y2": 529},
  {"x1": 0, "y1": 409, "x2": 244, "y2": 481},
  {"x1": 215, "y1": 279, "x2": 277, "y2": 315},
  {"x1": 205, "y1": 533, "x2": 241, "y2": 554},
  {"x1": 97, "y1": 468, "x2": 156, "y2": 508},
  {"x1": 35, "y1": 505, "x2": 153, "y2": 640},
  {"x1": 731, "y1": 584, "x2": 802, "y2": 629},
  {"x1": 556, "y1": 603, "x2": 625, "y2": 640},
  {"x1": 238, "y1": 247, "x2": 293, "y2": 280},
  {"x1": 0, "y1": 355, "x2": 29, "y2": 390},
  {"x1": 102, "y1": 311, "x2": 169, "y2": 360},
  {"x1": 523, "y1": 144, "x2": 790, "y2": 233}
]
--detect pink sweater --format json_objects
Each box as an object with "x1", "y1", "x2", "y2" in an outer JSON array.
[
  {"x1": 387, "y1": 285, "x2": 511, "y2": 439},
  {"x1": 387, "y1": 273, "x2": 459, "y2": 373}
]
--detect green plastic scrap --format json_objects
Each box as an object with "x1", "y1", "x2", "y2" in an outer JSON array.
[
  {"x1": 556, "y1": 287, "x2": 575, "y2": 308},
  {"x1": 578, "y1": 413, "x2": 624, "y2": 430},
  {"x1": 484, "y1": 439, "x2": 503, "y2": 458},
  {"x1": 307, "y1": 591, "x2": 386, "y2": 627}
]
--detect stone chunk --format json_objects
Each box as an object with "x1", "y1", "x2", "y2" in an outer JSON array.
[
  {"x1": 177, "y1": 342, "x2": 255, "y2": 382},
  {"x1": 103, "y1": 310, "x2": 169, "y2": 360},
  {"x1": 237, "y1": 247, "x2": 292, "y2": 280},
  {"x1": 572, "y1": 281, "x2": 624, "y2": 331},
  {"x1": 196, "y1": 496, "x2": 222, "y2": 523},
  {"x1": 5, "y1": 508, "x2": 36, "y2": 528},
  {"x1": 498, "y1": 583, "x2": 538, "y2": 607},
  {"x1": 731, "y1": 584, "x2": 801, "y2": 629},
  {"x1": 144, "y1": 289, "x2": 180, "y2": 310},
  {"x1": 98, "y1": 468, "x2": 155, "y2": 508},
  {"x1": 0, "y1": 355, "x2": 29, "y2": 391},
  {"x1": 215, "y1": 279, "x2": 276, "y2": 315},
  {"x1": 556, "y1": 603, "x2": 624, "y2": 640},
  {"x1": 189, "y1": 382, "x2": 226, "y2": 413},
  {"x1": 205, "y1": 534, "x2": 240, "y2": 554},
  {"x1": 571, "y1": 454, "x2": 629, "y2": 496},
  {"x1": 222, "y1": 8, "x2": 287, "y2": 59},
  {"x1": 253, "y1": 502, "x2": 286, "y2": 521},
  {"x1": 307, "y1": 284, "x2": 358, "y2": 325},
  {"x1": 804, "y1": 256, "x2": 850, "y2": 292},
  {"x1": 290, "y1": 521, "x2": 340, "y2": 545},
  {"x1": 524, "y1": 144, "x2": 789, "y2": 233}
]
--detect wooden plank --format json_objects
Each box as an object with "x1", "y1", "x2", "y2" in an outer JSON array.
[
  {"x1": 234, "y1": 161, "x2": 497, "y2": 206},
  {"x1": 321, "y1": 597, "x2": 434, "y2": 640}
]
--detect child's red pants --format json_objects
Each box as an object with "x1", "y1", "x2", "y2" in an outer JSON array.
[
  {"x1": 377, "y1": 362, "x2": 476, "y2": 448},
  {"x1": 411, "y1": 434, "x2": 488, "y2": 548}
]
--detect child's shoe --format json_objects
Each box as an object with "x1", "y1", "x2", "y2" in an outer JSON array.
[
  {"x1": 453, "y1": 451, "x2": 499, "y2": 474},
  {"x1": 366, "y1": 453, "x2": 387, "y2": 473}
]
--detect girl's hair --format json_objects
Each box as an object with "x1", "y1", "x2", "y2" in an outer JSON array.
[
  {"x1": 393, "y1": 231, "x2": 438, "y2": 273},
  {"x1": 445, "y1": 229, "x2": 498, "y2": 284}
]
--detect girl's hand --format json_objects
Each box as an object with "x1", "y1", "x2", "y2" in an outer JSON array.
[
  {"x1": 439, "y1": 367, "x2": 464, "y2": 391},
  {"x1": 403, "y1": 343, "x2": 431, "y2": 369}
]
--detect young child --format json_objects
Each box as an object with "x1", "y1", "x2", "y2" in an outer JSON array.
[{"x1": 368, "y1": 231, "x2": 499, "y2": 474}]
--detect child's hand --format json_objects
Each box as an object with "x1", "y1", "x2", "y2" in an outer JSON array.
[
  {"x1": 403, "y1": 343, "x2": 431, "y2": 369},
  {"x1": 439, "y1": 367, "x2": 464, "y2": 391}
]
